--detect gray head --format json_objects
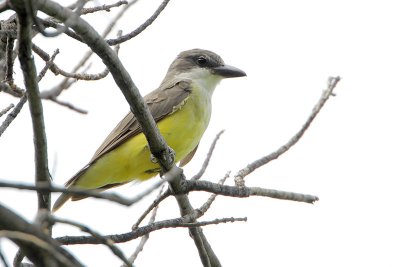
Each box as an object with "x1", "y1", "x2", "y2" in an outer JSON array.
[{"x1": 165, "y1": 49, "x2": 246, "y2": 80}]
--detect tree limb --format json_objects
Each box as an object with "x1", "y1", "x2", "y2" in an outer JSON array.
[
  {"x1": 0, "y1": 203, "x2": 83, "y2": 267},
  {"x1": 235, "y1": 76, "x2": 341, "y2": 187},
  {"x1": 11, "y1": 0, "x2": 51, "y2": 212}
]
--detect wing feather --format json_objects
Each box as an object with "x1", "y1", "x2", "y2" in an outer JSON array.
[{"x1": 90, "y1": 79, "x2": 192, "y2": 163}]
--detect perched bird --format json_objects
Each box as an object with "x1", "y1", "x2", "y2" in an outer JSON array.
[{"x1": 52, "y1": 49, "x2": 246, "y2": 211}]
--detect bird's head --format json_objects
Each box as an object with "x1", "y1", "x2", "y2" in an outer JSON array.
[{"x1": 163, "y1": 49, "x2": 246, "y2": 89}]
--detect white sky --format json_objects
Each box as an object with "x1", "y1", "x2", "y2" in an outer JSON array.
[{"x1": 1, "y1": 0, "x2": 400, "y2": 266}]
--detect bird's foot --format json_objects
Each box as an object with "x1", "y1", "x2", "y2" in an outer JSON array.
[{"x1": 150, "y1": 146, "x2": 176, "y2": 165}]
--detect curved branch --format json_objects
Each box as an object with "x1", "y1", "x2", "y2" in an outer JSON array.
[
  {"x1": 234, "y1": 76, "x2": 341, "y2": 187},
  {"x1": 11, "y1": 0, "x2": 51, "y2": 211},
  {"x1": 107, "y1": 0, "x2": 171, "y2": 46},
  {"x1": 0, "y1": 203, "x2": 83, "y2": 267},
  {"x1": 186, "y1": 180, "x2": 319, "y2": 204}
]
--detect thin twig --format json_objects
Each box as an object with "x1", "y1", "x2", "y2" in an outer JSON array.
[
  {"x1": 39, "y1": 0, "x2": 138, "y2": 99},
  {"x1": 32, "y1": 44, "x2": 110, "y2": 83},
  {"x1": 0, "y1": 202, "x2": 83, "y2": 266},
  {"x1": 0, "y1": 94, "x2": 27, "y2": 137},
  {"x1": 186, "y1": 180, "x2": 319, "y2": 204},
  {"x1": 56, "y1": 216, "x2": 246, "y2": 245},
  {"x1": 0, "y1": 180, "x2": 165, "y2": 207},
  {"x1": 124, "y1": 186, "x2": 163, "y2": 266},
  {"x1": 50, "y1": 216, "x2": 132, "y2": 267},
  {"x1": 0, "y1": 246, "x2": 9, "y2": 267},
  {"x1": 48, "y1": 98, "x2": 88, "y2": 114},
  {"x1": 0, "y1": 231, "x2": 74, "y2": 267},
  {"x1": 234, "y1": 76, "x2": 341, "y2": 187},
  {"x1": 191, "y1": 130, "x2": 225, "y2": 180},
  {"x1": 15, "y1": 1, "x2": 51, "y2": 211},
  {"x1": 107, "y1": 0, "x2": 170, "y2": 46},
  {"x1": 132, "y1": 190, "x2": 170, "y2": 229},
  {"x1": 81, "y1": 0, "x2": 128, "y2": 15},
  {"x1": 37, "y1": 49, "x2": 59, "y2": 82},
  {"x1": 0, "y1": 82, "x2": 25, "y2": 97},
  {"x1": 5, "y1": 36, "x2": 15, "y2": 83},
  {"x1": 0, "y1": 103, "x2": 14, "y2": 117},
  {"x1": 39, "y1": 18, "x2": 82, "y2": 42}
]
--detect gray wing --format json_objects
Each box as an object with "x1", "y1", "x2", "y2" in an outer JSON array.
[
  {"x1": 90, "y1": 79, "x2": 192, "y2": 164},
  {"x1": 52, "y1": 80, "x2": 193, "y2": 211}
]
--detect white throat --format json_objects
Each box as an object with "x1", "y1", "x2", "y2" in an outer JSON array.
[{"x1": 176, "y1": 68, "x2": 222, "y2": 96}]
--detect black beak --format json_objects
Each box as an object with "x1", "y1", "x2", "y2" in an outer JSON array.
[{"x1": 212, "y1": 64, "x2": 246, "y2": 78}]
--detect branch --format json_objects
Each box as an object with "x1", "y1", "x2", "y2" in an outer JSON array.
[
  {"x1": 234, "y1": 76, "x2": 341, "y2": 187},
  {"x1": 38, "y1": 0, "x2": 138, "y2": 99},
  {"x1": 132, "y1": 190, "x2": 170, "y2": 229},
  {"x1": 12, "y1": 0, "x2": 51, "y2": 212},
  {"x1": 4, "y1": 36, "x2": 15, "y2": 83},
  {"x1": 50, "y1": 216, "x2": 132, "y2": 267},
  {"x1": 37, "y1": 48, "x2": 59, "y2": 82},
  {"x1": 81, "y1": 1, "x2": 128, "y2": 15},
  {"x1": 0, "y1": 203, "x2": 83, "y2": 267},
  {"x1": 186, "y1": 180, "x2": 319, "y2": 204},
  {"x1": 124, "y1": 187, "x2": 163, "y2": 266},
  {"x1": 107, "y1": 0, "x2": 171, "y2": 46},
  {"x1": 32, "y1": 44, "x2": 111, "y2": 83},
  {"x1": 191, "y1": 130, "x2": 225, "y2": 180},
  {"x1": 0, "y1": 82, "x2": 24, "y2": 97},
  {"x1": 168, "y1": 167, "x2": 221, "y2": 267},
  {"x1": 0, "y1": 179, "x2": 165, "y2": 207},
  {"x1": 0, "y1": 246, "x2": 9, "y2": 267},
  {"x1": 0, "y1": 103, "x2": 14, "y2": 117},
  {"x1": 56, "y1": 215, "x2": 246, "y2": 246},
  {"x1": 0, "y1": 94, "x2": 27, "y2": 138},
  {"x1": 47, "y1": 98, "x2": 88, "y2": 114}
]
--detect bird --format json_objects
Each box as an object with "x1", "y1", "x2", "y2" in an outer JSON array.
[{"x1": 52, "y1": 48, "x2": 246, "y2": 211}]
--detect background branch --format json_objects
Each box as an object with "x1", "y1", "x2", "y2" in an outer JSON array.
[
  {"x1": 12, "y1": 0, "x2": 51, "y2": 213},
  {"x1": 0, "y1": 203, "x2": 82, "y2": 267},
  {"x1": 235, "y1": 76, "x2": 341, "y2": 187}
]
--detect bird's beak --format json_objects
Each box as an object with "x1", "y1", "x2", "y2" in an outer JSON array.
[{"x1": 212, "y1": 64, "x2": 246, "y2": 78}]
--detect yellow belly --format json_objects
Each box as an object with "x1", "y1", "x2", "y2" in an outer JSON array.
[{"x1": 75, "y1": 92, "x2": 211, "y2": 189}]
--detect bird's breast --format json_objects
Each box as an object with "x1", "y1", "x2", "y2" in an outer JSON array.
[{"x1": 158, "y1": 85, "x2": 212, "y2": 162}]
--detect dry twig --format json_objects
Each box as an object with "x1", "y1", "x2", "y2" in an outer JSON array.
[{"x1": 234, "y1": 76, "x2": 341, "y2": 187}]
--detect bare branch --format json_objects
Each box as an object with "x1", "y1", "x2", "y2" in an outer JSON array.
[
  {"x1": 39, "y1": 18, "x2": 82, "y2": 42},
  {"x1": 81, "y1": 1, "x2": 128, "y2": 15},
  {"x1": 47, "y1": 98, "x2": 88, "y2": 114},
  {"x1": 39, "y1": 0, "x2": 138, "y2": 99},
  {"x1": 37, "y1": 48, "x2": 59, "y2": 82},
  {"x1": 0, "y1": 103, "x2": 14, "y2": 117},
  {"x1": 0, "y1": 246, "x2": 9, "y2": 267},
  {"x1": 132, "y1": 190, "x2": 170, "y2": 229},
  {"x1": 186, "y1": 180, "x2": 319, "y2": 204},
  {"x1": 50, "y1": 216, "x2": 132, "y2": 267},
  {"x1": 0, "y1": 231, "x2": 75, "y2": 267},
  {"x1": 56, "y1": 215, "x2": 246, "y2": 246},
  {"x1": 124, "y1": 187, "x2": 162, "y2": 266},
  {"x1": 32, "y1": 44, "x2": 111, "y2": 83},
  {"x1": 0, "y1": 94, "x2": 27, "y2": 137},
  {"x1": 107, "y1": 0, "x2": 171, "y2": 46},
  {"x1": 191, "y1": 130, "x2": 225, "y2": 180},
  {"x1": 0, "y1": 82, "x2": 24, "y2": 97},
  {"x1": 0, "y1": 203, "x2": 83, "y2": 267},
  {"x1": 12, "y1": 0, "x2": 51, "y2": 211},
  {"x1": 168, "y1": 167, "x2": 221, "y2": 267},
  {"x1": 4, "y1": 36, "x2": 15, "y2": 83},
  {"x1": 234, "y1": 76, "x2": 341, "y2": 187},
  {"x1": 0, "y1": 179, "x2": 165, "y2": 207}
]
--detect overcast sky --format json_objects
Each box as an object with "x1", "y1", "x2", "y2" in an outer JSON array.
[{"x1": 1, "y1": 0, "x2": 400, "y2": 266}]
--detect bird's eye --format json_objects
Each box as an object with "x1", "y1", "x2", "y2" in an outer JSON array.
[{"x1": 197, "y1": 56, "x2": 207, "y2": 66}]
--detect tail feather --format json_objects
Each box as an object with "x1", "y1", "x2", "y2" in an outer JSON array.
[{"x1": 52, "y1": 193, "x2": 71, "y2": 212}]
